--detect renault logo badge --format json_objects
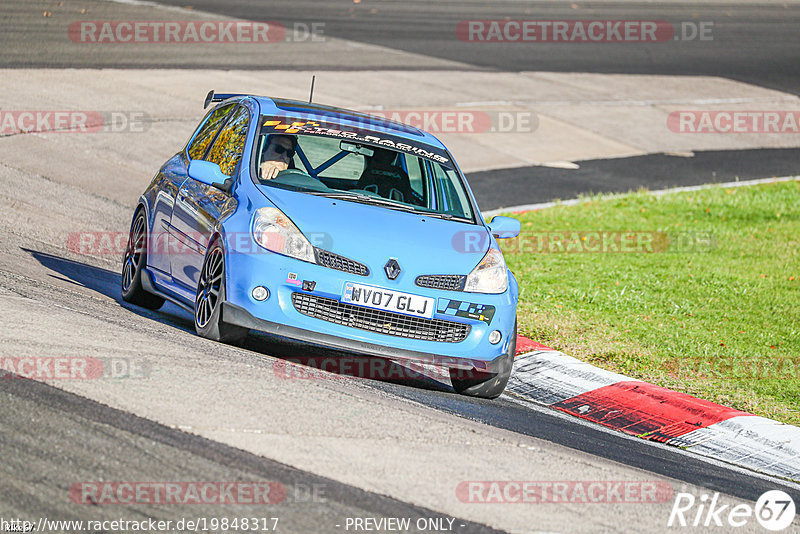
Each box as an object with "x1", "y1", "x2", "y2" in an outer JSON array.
[{"x1": 384, "y1": 259, "x2": 401, "y2": 280}]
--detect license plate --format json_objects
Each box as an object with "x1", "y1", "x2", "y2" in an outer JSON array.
[{"x1": 342, "y1": 282, "x2": 435, "y2": 319}]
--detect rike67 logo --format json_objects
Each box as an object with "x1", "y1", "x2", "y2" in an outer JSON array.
[{"x1": 668, "y1": 490, "x2": 796, "y2": 531}]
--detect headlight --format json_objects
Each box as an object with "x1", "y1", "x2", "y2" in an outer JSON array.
[
  {"x1": 464, "y1": 248, "x2": 508, "y2": 294},
  {"x1": 252, "y1": 207, "x2": 315, "y2": 263}
]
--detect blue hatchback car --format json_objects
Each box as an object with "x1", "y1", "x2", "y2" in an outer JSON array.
[{"x1": 122, "y1": 92, "x2": 521, "y2": 398}]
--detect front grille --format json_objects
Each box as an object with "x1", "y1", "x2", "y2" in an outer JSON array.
[
  {"x1": 292, "y1": 293, "x2": 470, "y2": 343},
  {"x1": 415, "y1": 274, "x2": 466, "y2": 291},
  {"x1": 314, "y1": 248, "x2": 369, "y2": 277}
]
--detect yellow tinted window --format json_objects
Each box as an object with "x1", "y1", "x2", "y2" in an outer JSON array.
[
  {"x1": 187, "y1": 104, "x2": 235, "y2": 160},
  {"x1": 206, "y1": 107, "x2": 249, "y2": 176}
]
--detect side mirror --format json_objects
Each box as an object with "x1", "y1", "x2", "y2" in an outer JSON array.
[
  {"x1": 487, "y1": 216, "x2": 521, "y2": 239},
  {"x1": 188, "y1": 160, "x2": 229, "y2": 191}
]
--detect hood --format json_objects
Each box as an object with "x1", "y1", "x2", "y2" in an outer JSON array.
[{"x1": 258, "y1": 186, "x2": 490, "y2": 281}]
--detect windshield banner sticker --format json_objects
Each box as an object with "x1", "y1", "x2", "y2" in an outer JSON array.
[{"x1": 261, "y1": 116, "x2": 450, "y2": 164}]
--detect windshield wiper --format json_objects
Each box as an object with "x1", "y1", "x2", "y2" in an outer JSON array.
[
  {"x1": 308, "y1": 191, "x2": 368, "y2": 200},
  {"x1": 407, "y1": 210, "x2": 473, "y2": 222},
  {"x1": 411, "y1": 210, "x2": 453, "y2": 220},
  {"x1": 309, "y1": 191, "x2": 418, "y2": 212}
]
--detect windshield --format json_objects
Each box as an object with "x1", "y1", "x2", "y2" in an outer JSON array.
[{"x1": 254, "y1": 115, "x2": 475, "y2": 222}]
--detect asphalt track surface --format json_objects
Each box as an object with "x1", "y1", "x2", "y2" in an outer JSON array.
[
  {"x1": 3, "y1": 0, "x2": 800, "y2": 532},
  {"x1": 38, "y1": 0, "x2": 800, "y2": 96},
  {"x1": 0, "y1": 372, "x2": 503, "y2": 534},
  {"x1": 135, "y1": 0, "x2": 800, "y2": 211},
  {"x1": 8, "y1": 248, "x2": 800, "y2": 511},
  {"x1": 371, "y1": 382, "x2": 800, "y2": 507},
  {"x1": 471, "y1": 146, "x2": 800, "y2": 211},
  {"x1": 4, "y1": 1, "x2": 798, "y2": 211}
]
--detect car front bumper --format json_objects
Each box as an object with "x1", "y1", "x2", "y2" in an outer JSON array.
[
  {"x1": 223, "y1": 248, "x2": 518, "y2": 371},
  {"x1": 223, "y1": 302, "x2": 509, "y2": 373}
]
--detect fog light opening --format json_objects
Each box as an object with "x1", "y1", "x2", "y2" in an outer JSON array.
[
  {"x1": 252, "y1": 286, "x2": 269, "y2": 301},
  {"x1": 489, "y1": 330, "x2": 502, "y2": 345}
]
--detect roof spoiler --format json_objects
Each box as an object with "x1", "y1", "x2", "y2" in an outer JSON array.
[{"x1": 204, "y1": 90, "x2": 247, "y2": 109}]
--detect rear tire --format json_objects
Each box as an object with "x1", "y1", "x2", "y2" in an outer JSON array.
[
  {"x1": 450, "y1": 321, "x2": 516, "y2": 399},
  {"x1": 121, "y1": 209, "x2": 165, "y2": 310},
  {"x1": 194, "y1": 242, "x2": 249, "y2": 345}
]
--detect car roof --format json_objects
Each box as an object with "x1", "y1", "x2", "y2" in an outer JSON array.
[{"x1": 248, "y1": 96, "x2": 447, "y2": 149}]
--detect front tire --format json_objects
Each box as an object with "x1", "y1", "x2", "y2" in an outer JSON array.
[
  {"x1": 121, "y1": 209, "x2": 165, "y2": 310},
  {"x1": 450, "y1": 321, "x2": 516, "y2": 399},
  {"x1": 194, "y1": 242, "x2": 249, "y2": 345}
]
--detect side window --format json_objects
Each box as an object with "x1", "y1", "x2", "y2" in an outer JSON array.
[
  {"x1": 432, "y1": 164, "x2": 472, "y2": 218},
  {"x1": 187, "y1": 104, "x2": 235, "y2": 160},
  {"x1": 402, "y1": 154, "x2": 426, "y2": 196},
  {"x1": 205, "y1": 106, "x2": 250, "y2": 176}
]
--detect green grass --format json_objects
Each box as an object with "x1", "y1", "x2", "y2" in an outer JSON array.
[{"x1": 501, "y1": 180, "x2": 800, "y2": 425}]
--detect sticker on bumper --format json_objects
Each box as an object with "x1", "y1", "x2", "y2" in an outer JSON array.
[{"x1": 437, "y1": 299, "x2": 495, "y2": 325}]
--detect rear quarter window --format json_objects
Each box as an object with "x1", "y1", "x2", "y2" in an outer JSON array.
[
  {"x1": 187, "y1": 103, "x2": 235, "y2": 160},
  {"x1": 205, "y1": 106, "x2": 250, "y2": 176}
]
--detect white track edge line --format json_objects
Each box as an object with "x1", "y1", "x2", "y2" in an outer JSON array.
[{"x1": 102, "y1": 0, "x2": 207, "y2": 15}]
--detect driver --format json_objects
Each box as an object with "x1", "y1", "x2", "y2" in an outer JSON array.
[{"x1": 260, "y1": 134, "x2": 297, "y2": 180}]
